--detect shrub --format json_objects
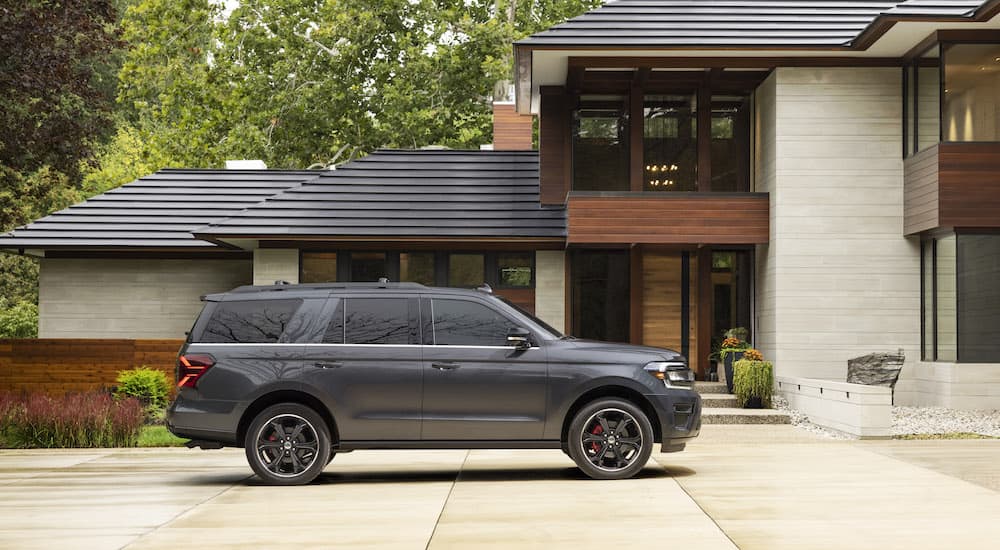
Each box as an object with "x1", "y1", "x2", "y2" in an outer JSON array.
[
  {"x1": 4, "y1": 391, "x2": 143, "y2": 448},
  {"x1": 114, "y1": 367, "x2": 171, "y2": 411},
  {"x1": 733, "y1": 359, "x2": 774, "y2": 408},
  {"x1": 0, "y1": 301, "x2": 38, "y2": 338}
]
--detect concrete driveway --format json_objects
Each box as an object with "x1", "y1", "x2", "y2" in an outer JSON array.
[{"x1": 1, "y1": 425, "x2": 999, "y2": 549}]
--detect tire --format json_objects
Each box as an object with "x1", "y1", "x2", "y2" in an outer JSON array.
[
  {"x1": 566, "y1": 398, "x2": 654, "y2": 480},
  {"x1": 245, "y1": 403, "x2": 332, "y2": 485}
]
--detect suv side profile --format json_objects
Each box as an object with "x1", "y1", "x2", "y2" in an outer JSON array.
[{"x1": 167, "y1": 282, "x2": 701, "y2": 485}]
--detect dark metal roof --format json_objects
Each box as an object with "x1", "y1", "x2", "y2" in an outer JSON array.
[
  {"x1": 0, "y1": 169, "x2": 319, "y2": 250},
  {"x1": 516, "y1": 0, "x2": 988, "y2": 48},
  {"x1": 196, "y1": 150, "x2": 564, "y2": 241}
]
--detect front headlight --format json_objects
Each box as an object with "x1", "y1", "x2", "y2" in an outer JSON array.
[{"x1": 644, "y1": 361, "x2": 694, "y2": 388}]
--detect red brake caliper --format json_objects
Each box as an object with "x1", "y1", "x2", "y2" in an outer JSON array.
[{"x1": 590, "y1": 423, "x2": 603, "y2": 453}]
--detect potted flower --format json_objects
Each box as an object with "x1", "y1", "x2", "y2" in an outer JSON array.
[
  {"x1": 732, "y1": 348, "x2": 773, "y2": 409},
  {"x1": 718, "y1": 327, "x2": 749, "y2": 393}
]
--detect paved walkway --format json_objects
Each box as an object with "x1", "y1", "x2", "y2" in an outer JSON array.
[{"x1": 1, "y1": 426, "x2": 999, "y2": 549}]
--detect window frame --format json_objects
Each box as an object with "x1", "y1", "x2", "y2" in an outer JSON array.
[
  {"x1": 427, "y1": 297, "x2": 525, "y2": 347},
  {"x1": 903, "y1": 32, "x2": 1000, "y2": 158}
]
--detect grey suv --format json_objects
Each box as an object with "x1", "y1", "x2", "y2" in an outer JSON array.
[{"x1": 167, "y1": 282, "x2": 701, "y2": 485}]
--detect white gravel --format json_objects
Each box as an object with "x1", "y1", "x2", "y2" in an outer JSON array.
[{"x1": 772, "y1": 396, "x2": 1000, "y2": 440}]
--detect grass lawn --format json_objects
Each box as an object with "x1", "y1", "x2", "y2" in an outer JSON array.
[
  {"x1": 894, "y1": 432, "x2": 998, "y2": 440},
  {"x1": 139, "y1": 425, "x2": 188, "y2": 447}
]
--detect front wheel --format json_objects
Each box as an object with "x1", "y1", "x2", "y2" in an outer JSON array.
[
  {"x1": 566, "y1": 398, "x2": 654, "y2": 480},
  {"x1": 245, "y1": 403, "x2": 331, "y2": 485}
]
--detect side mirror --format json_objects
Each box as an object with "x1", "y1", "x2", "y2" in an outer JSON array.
[{"x1": 506, "y1": 327, "x2": 532, "y2": 350}]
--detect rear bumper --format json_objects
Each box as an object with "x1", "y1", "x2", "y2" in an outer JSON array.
[
  {"x1": 166, "y1": 395, "x2": 241, "y2": 446},
  {"x1": 644, "y1": 389, "x2": 701, "y2": 453}
]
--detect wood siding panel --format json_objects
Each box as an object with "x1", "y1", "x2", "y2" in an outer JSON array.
[
  {"x1": 539, "y1": 89, "x2": 571, "y2": 205},
  {"x1": 492, "y1": 103, "x2": 534, "y2": 151},
  {"x1": 641, "y1": 252, "x2": 698, "y2": 374},
  {"x1": 903, "y1": 144, "x2": 940, "y2": 235},
  {"x1": 939, "y1": 143, "x2": 1000, "y2": 229},
  {"x1": 495, "y1": 288, "x2": 535, "y2": 315},
  {"x1": 0, "y1": 338, "x2": 183, "y2": 395},
  {"x1": 567, "y1": 194, "x2": 769, "y2": 245}
]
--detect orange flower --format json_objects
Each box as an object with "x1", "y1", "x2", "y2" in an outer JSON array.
[
  {"x1": 722, "y1": 337, "x2": 743, "y2": 348},
  {"x1": 742, "y1": 348, "x2": 763, "y2": 361}
]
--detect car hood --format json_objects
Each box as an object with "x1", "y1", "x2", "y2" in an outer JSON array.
[{"x1": 553, "y1": 338, "x2": 686, "y2": 364}]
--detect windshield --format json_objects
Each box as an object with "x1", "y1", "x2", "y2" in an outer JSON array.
[{"x1": 497, "y1": 296, "x2": 564, "y2": 339}]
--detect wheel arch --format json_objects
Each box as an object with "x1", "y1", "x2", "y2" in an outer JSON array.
[
  {"x1": 236, "y1": 390, "x2": 339, "y2": 448},
  {"x1": 560, "y1": 385, "x2": 662, "y2": 445}
]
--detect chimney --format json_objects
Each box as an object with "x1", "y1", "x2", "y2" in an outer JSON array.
[
  {"x1": 225, "y1": 160, "x2": 267, "y2": 169},
  {"x1": 491, "y1": 102, "x2": 534, "y2": 150}
]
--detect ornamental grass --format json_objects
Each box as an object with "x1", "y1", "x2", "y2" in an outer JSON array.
[{"x1": 0, "y1": 391, "x2": 143, "y2": 448}]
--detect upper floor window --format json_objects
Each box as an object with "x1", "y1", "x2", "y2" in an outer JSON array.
[
  {"x1": 904, "y1": 37, "x2": 1000, "y2": 157},
  {"x1": 644, "y1": 94, "x2": 697, "y2": 191},
  {"x1": 565, "y1": 70, "x2": 759, "y2": 193},
  {"x1": 572, "y1": 95, "x2": 629, "y2": 191}
]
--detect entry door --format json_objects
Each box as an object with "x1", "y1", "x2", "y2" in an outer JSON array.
[{"x1": 420, "y1": 297, "x2": 548, "y2": 440}]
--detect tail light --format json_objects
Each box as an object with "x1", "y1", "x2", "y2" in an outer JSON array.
[{"x1": 177, "y1": 354, "x2": 215, "y2": 389}]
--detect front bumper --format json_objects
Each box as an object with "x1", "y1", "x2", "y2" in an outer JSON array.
[{"x1": 644, "y1": 389, "x2": 701, "y2": 453}]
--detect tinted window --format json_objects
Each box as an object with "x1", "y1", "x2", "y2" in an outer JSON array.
[
  {"x1": 345, "y1": 298, "x2": 411, "y2": 345},
  {"x1": 433, "y1": 299, "x2": 517, "y2": 346},
  {"x1": 322, "y1": 299, "x2": 345, "y2": 344},
  {"x1": 200, "y1": 299, "x2": 302, "y2": 343}
]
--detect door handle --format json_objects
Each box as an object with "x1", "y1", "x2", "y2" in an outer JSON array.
[
  {"x1": 312, "y1": 362, "x2": 342, "y2": 369},
  {"x1": 431, "y1": 362, "x2": 461, "y2": 371}
]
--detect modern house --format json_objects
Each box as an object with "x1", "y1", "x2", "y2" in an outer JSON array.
[{"x1": 3, "y1": 0, "x2": 1000, "y2": 409}]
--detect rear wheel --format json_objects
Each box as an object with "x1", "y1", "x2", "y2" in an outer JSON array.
[
  {"x1": 566, "y1": 398, "x2": 653, "y2": 480},
  {"x1": 245, "y1": 403, "x2": 331, "y2": 485}
]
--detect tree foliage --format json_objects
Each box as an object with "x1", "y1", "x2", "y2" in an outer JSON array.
[{"x1": 87, "y1": 0, "x2": 601, "y2": 190}]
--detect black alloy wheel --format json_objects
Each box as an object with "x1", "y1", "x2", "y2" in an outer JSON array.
[
  {"x1": 245, "y1": 403, "x2": 331, "y2": 485},
  {"x1": 567, "y1": 398, "x2": 653, "y2": 480}
]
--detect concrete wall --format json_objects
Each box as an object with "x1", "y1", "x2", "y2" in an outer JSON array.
[
  {"x1": 756, "y1": 67, "x2": 921, "y2": 381},
  {"x1": 534, "y1": 250, "x2": 566, "y2": 333},
  {"x1": 253, "y1": 248, "x2": 299, "y2": 285},
  {"x1": 895, "y1": 362, "x2": 1000, "y2": 410},
  {"x1": 39, "y1": 258, "x2": 251, "y2": 339},
  {"x1": 776, "y1": 375, "x2": 892, "y2": 438},
  {"x1": 754, "y1": 73, "x2": 778, "y2": 363}
]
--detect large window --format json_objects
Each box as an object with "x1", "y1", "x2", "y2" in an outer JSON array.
[
  {"x1": 943, "y1": 43, "x2": 1000, "y2": 142},
  {"x1": 711, "y1": 96, "x2": 752, "y2": 192},
  {"x1": 569, "y1": 71, "x2": 758, "y2": 193},
  {"x1": 570, "y1": 250, "x2": 630, "y2": 343},
  {"x1": 904, "y1": 39, "x2": 1000, "y2": 156},
  {"x1": 300, "y1": 251, "x2": 534, "y2": 290},
  {"x1": 572, "y1": 95, "x2": 629, "y2": 191},
  {"x1": 921, "y1": 233, "x2": 1000, "y2": 363},
  {"x1": 643, "y1": 94, "x2": 697, "y2": 191}
]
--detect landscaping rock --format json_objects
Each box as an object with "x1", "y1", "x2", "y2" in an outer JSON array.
[{"x1": 846, "y1": 350, "x2": 905, "y2": 388}]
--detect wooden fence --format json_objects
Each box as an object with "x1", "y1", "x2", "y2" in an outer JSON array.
[{"x1": 0, "y1": 339, "x2": 185, "y2": 395}]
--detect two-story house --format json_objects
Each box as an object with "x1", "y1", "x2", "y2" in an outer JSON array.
[{"x1": 3, "y1": 0, "x2": 1000, "y2": 408}]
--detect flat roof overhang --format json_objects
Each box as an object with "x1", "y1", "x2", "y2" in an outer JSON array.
[{"x1": 515, "y1": 5, "x2": 1000, "y2": 113}]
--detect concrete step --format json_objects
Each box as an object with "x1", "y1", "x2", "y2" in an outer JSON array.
[
  {"x1": 694, "y1": 381, "x2": 730, "y2": 394},
  {"x1": 701, "y1": 407, "x2": 792, "y2": 425},
  {"x1": 700, "y1": 394, "x2": 740, "y2": 408}
]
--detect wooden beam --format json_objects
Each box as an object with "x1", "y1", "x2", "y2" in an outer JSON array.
[
  {"x1": 630, "y1": 245, "x2": 643, "y2": 345},
  {"x1": 697, "y1": 71, "x2": 712, "y2": 192},
  {"x1": 629, "y1": 78, "x2": 644, "y2": 192},
  {"x1": 696, "y1": 247, "x2": 713, "y2": 381}
]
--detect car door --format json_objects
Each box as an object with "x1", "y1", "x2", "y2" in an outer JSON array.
[
  {"x1": 420, "y1": 296, "x2": 548, "y2": 441},
  {"x1": 301, "y1": 294, "x2": 423, "y2": 441}
]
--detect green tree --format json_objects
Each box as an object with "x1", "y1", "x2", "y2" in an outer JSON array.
[{"x1": 0, "y1": 1, "x2": 121, "y2": 328}]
